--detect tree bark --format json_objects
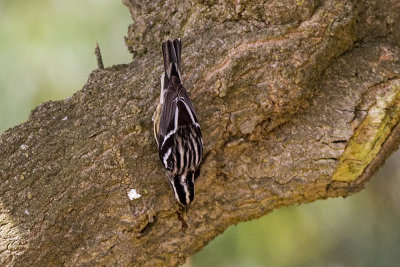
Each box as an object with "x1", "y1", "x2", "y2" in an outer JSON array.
[{"x1": 1, "y1": 0, "x2": 400, "y2": 266}]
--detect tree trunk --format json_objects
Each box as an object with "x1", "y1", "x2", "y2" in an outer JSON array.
[{"x1": 1, "y1": 0, "x2": 400, "y2": 266}]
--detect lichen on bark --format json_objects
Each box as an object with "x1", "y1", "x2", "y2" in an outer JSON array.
[{"x1": 333, "y1": 80, "x2": 400, "y2": 181}]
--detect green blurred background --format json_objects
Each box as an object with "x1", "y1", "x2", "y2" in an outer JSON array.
[{"x1": 1, "y1": 1, "x2": 399, "y2": 266}]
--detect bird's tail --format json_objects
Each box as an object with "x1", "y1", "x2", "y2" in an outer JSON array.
[{"x1": 162, "y1": 38, "x2": 182, "y2": 80}]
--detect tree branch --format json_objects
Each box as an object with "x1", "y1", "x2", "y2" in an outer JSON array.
[{"x1": 1, "y1": 0, "x2": 400, "y2": 266}]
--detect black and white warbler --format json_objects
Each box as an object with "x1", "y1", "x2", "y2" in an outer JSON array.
[{"x1": 153, "y1": 38, "x2": 203, "y2": 207}]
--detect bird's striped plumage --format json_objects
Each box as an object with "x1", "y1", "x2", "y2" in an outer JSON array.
[{"x1": 153, "y1": 38, "x2": 203, "y2": 207}]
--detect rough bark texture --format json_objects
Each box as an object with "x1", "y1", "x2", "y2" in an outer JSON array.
[{"x1": 1, "y1": 0, "x2": 400, "y2": 266}]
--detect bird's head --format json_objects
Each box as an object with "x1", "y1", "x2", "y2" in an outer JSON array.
[{"x1": 168, "y1": 169, "x2": 200, "y2": 207}]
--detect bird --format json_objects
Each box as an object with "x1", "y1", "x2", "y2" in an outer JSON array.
[{"x1": 153, "y1": 38, "x2": 203, "y2": 207}]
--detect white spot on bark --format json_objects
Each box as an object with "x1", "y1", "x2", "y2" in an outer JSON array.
[
  {"x1": 24, "y1": 209, "x2": 29, "y2": 215},
  {"x1": 127, "y1": 189, "x2": 141, "y2": 200},
  {"x1": 20, "y1": 144, "x2": 28, "y2": 150},
  {"x1": 62, "y1": 116, "x2": 68, "y2": 121}
]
